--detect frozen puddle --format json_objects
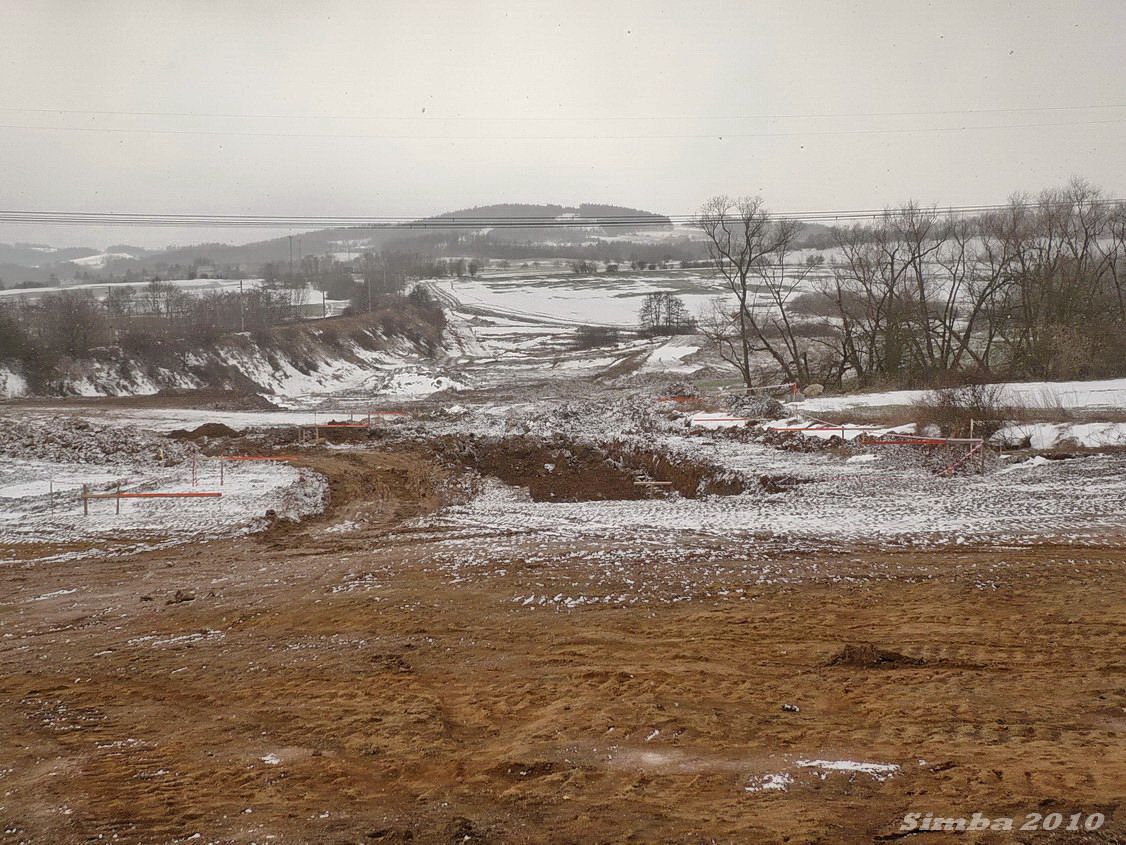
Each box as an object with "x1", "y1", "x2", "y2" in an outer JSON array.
[
  {"x1": 797, "y1": 758, "x2": 900, "y2": 781},
  {"x1": 745, "y1": 772, "x2": 794, "y2": 793},
  {"x1": 745, "y1": 759, "x2": 900, "y2": 793}
]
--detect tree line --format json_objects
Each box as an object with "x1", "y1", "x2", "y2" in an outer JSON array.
[
  {"x1": 696, "y1": 179, "x2": 1126, "y2": 388},
  {"x1": 0, "y1": 248, "x2": 451, "y2": 391}
]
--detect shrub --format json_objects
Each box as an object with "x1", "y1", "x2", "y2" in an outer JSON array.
[
  {"x1": 573, "y1": 325, "x2": 620, "y2": 349},
  {"x1": 913, "y1": 383, "x2": 1007, "y2": 438}
]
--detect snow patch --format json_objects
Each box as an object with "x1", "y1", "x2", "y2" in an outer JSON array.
[{"x1": 993, "y1": 421, "x2": 1126, "y2": 450}]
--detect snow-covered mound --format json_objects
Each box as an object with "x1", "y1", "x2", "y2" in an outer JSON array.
[
  {"x1": 993, "y1": 421, "x2": 1126, "y2": 450},
  {"x1": 0, "y1": 416, "x2": 198, "y2": 466}
]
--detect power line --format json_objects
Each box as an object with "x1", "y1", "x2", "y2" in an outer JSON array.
[
  {"x1": 1, "y1": 102, "x2": 1123, "y2": 122},
  {"x1": 0, "y1": 117, "x2": 1123, "y2": 141},
  {"x1": 0, "y1": 198, "x2": 1121, "y2": 229}
]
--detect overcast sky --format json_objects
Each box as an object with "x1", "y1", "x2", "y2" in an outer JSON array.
[{"x1": 1, "y1": 0, "x2": 1123, "y2": 248}]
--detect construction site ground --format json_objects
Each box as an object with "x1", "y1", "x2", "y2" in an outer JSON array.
[{"x1": 1, "y1": 440, "x2": 1124, "y2": 844}]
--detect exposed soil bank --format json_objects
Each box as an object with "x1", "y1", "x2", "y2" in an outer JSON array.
[{"x1": 429, "y1": 434, "x2": 749, "y2": 501}]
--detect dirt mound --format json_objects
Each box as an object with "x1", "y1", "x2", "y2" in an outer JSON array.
[
  {"x1": 431, "y1": 435, "x2": 748, "y2": 502},
  {"x1": 663, "y1": 381, "x2": 700, "y2": 398},
  {"x1": 167, "y1": 422, "x2": 242, "y2": 440},
  {"x1": 723, "y1": 393, "x2": 786, "y2": 418},
  {"x1": 0, "y1": 415, "x2": 197, "y2": 466},
  {"x1": 827, "y1": 643, "x2": 926, "y2": 668},
  {"x1": 153, "y1": 388, "x2": 278, "y2": 410}
]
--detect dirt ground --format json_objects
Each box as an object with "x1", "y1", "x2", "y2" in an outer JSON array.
[{"x1": 1, "y1": 446, "x2": 1123, "y2": 844}]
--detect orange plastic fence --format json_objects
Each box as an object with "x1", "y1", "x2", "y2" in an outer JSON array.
[
  {"x1": 84, "y1": 491, "x2": 222, "y2": 499},
  {"x1": 219, "y1": 455, "x2": 299, "y2": 461}
]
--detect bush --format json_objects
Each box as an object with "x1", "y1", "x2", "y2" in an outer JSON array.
[
  {"x1": 573, "y1": 325, "x2": 620, "y2": 349},
  {"x1": 913, "y1": 383, "x2": 1007, "y2": 438}
]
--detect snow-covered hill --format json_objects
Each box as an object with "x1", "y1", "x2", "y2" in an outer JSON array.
[{"x1": 0, "y1": 309, "x2": 457, "y2": 404}]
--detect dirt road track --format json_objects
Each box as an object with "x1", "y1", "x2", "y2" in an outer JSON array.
[{"x1": 1, "y1": 446, "x2": 1123, "y2": 844}]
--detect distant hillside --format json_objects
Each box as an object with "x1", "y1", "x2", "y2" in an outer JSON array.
[
  {"x1": 0, "y1": 243, "x2": 101, "y2": 267},
  {"x1": 429, "y1": 203, "x2": 671, "y2": 227},
  {"x1": 112, "y1": 203, "x2": 682, "y2": 272},
  {"x1": 1, "y1": 203, "x2": 694, "y2": 283}
]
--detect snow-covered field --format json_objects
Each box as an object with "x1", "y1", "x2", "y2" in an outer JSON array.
[
  {"x1": 0, "y1": 418, "x2": 325, "y2": 559},
  {"x1": 0, "y1": 276, "x2": 269, "y2": 301},
  {"x1": 428, "y1": 271, "x2": 733, "y2": 327},
  {"x1": 415, "y1": 422, "x2": 1126, "y2": 554},
  {"x1": 796, "y1": 377, "x2": 1126, "y2": 413}
]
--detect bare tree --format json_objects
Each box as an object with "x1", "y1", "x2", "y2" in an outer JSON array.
[
  {"x1": 695, "y1": 195, "x2": 809, "y2": 385},
  {"x1": 639, "y1": 292, "x2": 694, "y2": 335}
]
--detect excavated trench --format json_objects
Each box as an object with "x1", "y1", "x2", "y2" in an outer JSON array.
[{"x1": 429, "y1": 435, "x2": 757, "y2": 502}]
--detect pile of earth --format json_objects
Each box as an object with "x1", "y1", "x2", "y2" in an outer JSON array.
[
  {"x1": 167, "y1": 422, "x2": 243, "y2": 440},
  {"x1": 723, "y1": 393, "x2": 787, "y2": 419},
  {"x1": 429, "y1": 434, "x2": 749, "y2": 502},
  {"x1": 504, "y1": 396, "x2": 684, "y2": 440},
  {"x1": 0, "y1": 416, "x2": 198, "y2": 466},
  {"x1": 663, "y1": 381, "x2": 700, "y2": 398}
]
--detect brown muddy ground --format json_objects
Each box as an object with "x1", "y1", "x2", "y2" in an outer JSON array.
[{"x1": 1, "y1": 446, "x2": 1123, "y2": 844}]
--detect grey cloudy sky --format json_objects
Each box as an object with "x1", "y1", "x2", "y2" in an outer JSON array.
[{"x1": 1, "y1": 0, "x2": 1123, "y2": 247}]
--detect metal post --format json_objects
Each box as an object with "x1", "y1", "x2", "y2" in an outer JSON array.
[
  {"x1": 220, "y1": 461, "x2": 224, "y2": 487},
  {"x1": 82, "y1": 484, "x2": 88, "y2": 516},
  {"x1": 115, "y1": 483, "x2": 120, "y2": 515}
]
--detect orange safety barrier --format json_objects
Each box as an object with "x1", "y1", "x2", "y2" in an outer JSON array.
[
  {"x1": 939, "y1": 442, "x2": 985, "y2": 476},
  {"x1": 770, "y1": 426, "x2": 881, "y2": 432},
  {"x1": 116, "y1": 492, "x2": 222, "y2": 499},
  {"x1": 83, "y1": 491, "x2": 222, "y2": 499},
  {"x1": 218, "y1": 455, "x2": 300, "y2": 461},
  {"x1": 864, "y1": 437, "x2": 951, "y2": 446}
]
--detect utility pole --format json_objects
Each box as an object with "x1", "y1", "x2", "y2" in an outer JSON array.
[
  {"x1": 239, "y1": 278, "x2": 245, "y2": 332},
  {"x1": 288, "y1": 235, "x2": 294, "y2": 281}
]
